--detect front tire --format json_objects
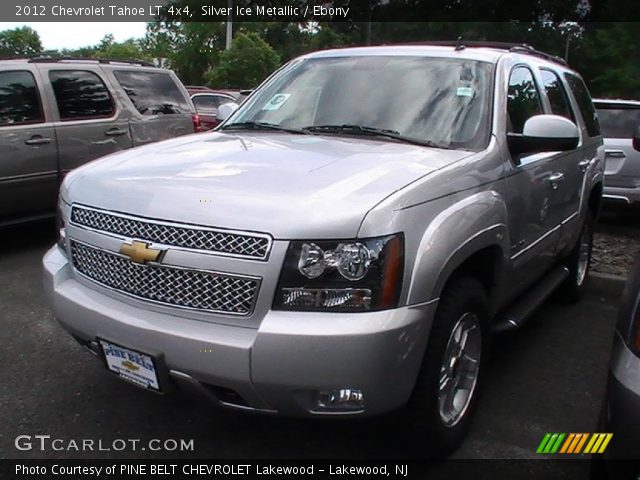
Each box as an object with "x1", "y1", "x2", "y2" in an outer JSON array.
[{"x1": 404, "y1": 275, "x2": 489, "y2": 457}]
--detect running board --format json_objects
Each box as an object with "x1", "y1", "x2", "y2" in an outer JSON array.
[{"x1": 492, "y1": 266, "x2": 570, "y2": 333}]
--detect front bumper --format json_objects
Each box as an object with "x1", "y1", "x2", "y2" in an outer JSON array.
[
  {"x1": 43, "y1": 245, "x2": 436, "y2": 417},
  {"x1": 601, "y1": 335, "x2": 640, "y2": 459}
]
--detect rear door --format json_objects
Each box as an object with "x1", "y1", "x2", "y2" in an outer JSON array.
[
  {"x1": 594, "y1": 101, "x2": 640, "y2": 194},
  {"x1": 505, "y1": 65, "x2": 561, "y2": 291},
  {"x1": 536, "y1": 68, "x2": 585, "y2": 255},
  {"x1": 42, "y1": 67, "x2": 133, "y2": 175},
  {"x1": 0, "y1": 66, "x2": 58, "y2": 222},
  {"x1": 110, "y1": 69, "x2": 194, "y2": 145}
]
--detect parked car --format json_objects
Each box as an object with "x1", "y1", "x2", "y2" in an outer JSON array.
[
  {"x1": 592, "y1": 253, "x2": 640, "y2": 478},
  {"x1": 0, "y1": 57, "x2": 199, "y2": 226},
  {"x1": 44, "y1": 43, "x2": 604, "y2": 456},
  {"x1": 593, "y1": 99, "x2": 640, "y2": 208},
  {"x1": 186, "y1": 85, "x2": 236, "y2": 130}
]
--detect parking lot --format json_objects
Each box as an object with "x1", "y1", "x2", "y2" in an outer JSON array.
[{"x1": 0, "y1": 218, "x2": 632, "y2": 471}]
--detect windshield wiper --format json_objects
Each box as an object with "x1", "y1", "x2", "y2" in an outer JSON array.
[
  {"x1": 220, "y1": 121, "x2": 308, "y2": 135},
  {"x1": 302, "y1": 124, "x2": 449, "y2": 148}
]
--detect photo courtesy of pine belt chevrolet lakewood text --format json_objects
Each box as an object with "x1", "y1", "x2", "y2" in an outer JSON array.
[{"x1": 43, "y1": 42, "x2": 604, "y2": 456}]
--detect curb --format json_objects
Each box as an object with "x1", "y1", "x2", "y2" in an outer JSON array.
[{"x1": 590, "y1": 272, "x2": 627, "y2": 297}]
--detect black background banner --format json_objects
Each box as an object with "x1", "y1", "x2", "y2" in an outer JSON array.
[
  {"x1": 4, "y1": 0, "x2": 640, "y2": 22},
  {"x1": 3, "y1": 459, "x2": 640, "y2": 480}
]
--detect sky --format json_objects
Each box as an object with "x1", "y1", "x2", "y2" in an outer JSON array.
[{"x1": 0, "y1": 22, "x2": 148, "y2": 50}]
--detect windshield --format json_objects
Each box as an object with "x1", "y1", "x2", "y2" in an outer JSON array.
[{"x1": 228, "y1": 56, "x2": 494, "y2": 151}]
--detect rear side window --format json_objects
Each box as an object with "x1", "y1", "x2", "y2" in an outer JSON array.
[
  {"x1": 114, "y1": 71, "x2": 191, "y2": 115},
  {"x1": 540, "y1": 69, "x2": 575, "y2": 121},
  {"x1": 0, "y1": 70, "x2": 44, "y2": 126},
  {"x1": 507, "y1": 66, "x2": 543, "y2": 133},
  {"x1": 192, "y1": 94, "x2": 232, "y2": 111},
  {"x1": 564, "y1": 73, "x2": 600, "y2": 137},
  {"x1": 49, "y1": 70, "x2": 114, "y2": 121},
  {"x1": 595, "y1": 106, "x2": 640, "y2": 139}
]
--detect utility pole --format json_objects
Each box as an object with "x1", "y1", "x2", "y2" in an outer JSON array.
[{"x1": 225, "y1": 0, "x2": 233, "y2": 50}]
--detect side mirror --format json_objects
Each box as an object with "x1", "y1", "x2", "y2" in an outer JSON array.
[
  {"x1": 508, "y1": 114, "x2": 580, "y2": 157},
  {"x1": 217, "y1": 102, "x2": 239, "y2": 122},
  {"x1": 633, "y1": 124, "x2": 640, "y2": 152}
]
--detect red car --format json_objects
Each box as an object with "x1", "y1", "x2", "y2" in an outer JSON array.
[{"x1": 186, "y1": 86, "x2": 237, "y2": 131}]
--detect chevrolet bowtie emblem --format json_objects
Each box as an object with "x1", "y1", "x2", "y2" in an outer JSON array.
[{"x1": 119, "y1": 241, "x2": 162, "y2": 264}]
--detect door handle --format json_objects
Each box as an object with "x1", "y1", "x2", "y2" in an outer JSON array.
[
  {"x1": 548, "y1": 172, "x2": 565, "y2": 190},
  {"x1": 605, "y1": 149, "x2": 626, "y2": 159},
  {"x1": 578, "y1": 159, "x2": 591, "y2": 172},
  {"x1": 24, "y1": 135, "x2": 52, "y2": 146},
  {"x1": 104, "y1": 128, "x2": 128, "y2": 137}
]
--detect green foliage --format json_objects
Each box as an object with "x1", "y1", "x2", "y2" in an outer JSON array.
[
  {"x1": 581, "y1": 23, "x2": 640, "y2": 98},
  {"x1": 207, "y1": 32, "x2": 280, "y2": 89},
  {"x1": 0, "y1": 26, "x2": 42, "y2": 57},
  {"x1": 146, "y1": 22, "x2": 225, "y2": 84},
  {"x1": 93, "y1": 35, "x2": 151, "y2": 61}
]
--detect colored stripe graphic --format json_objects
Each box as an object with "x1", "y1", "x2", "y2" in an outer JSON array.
[{"x1": 538, "y1": 433, "x2": 612, "y2": 454}]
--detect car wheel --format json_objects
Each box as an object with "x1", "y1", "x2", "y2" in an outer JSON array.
[
  {"x1": 404, "y1": 275, "x2": 489, "y2": 458},
  {"x1": 560, "y1": 211, "x2": 595, "y2": 302}
]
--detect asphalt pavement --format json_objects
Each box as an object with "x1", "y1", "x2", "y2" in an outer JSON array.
[{"x1": 0, "y1": 220, "x2": 625, "y2": 475}]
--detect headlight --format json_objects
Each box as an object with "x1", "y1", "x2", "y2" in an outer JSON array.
[
  {"x1": 56, "y1": 200, "x2": 67, "y2": 251},
  {"x1": 274, "y1": 234, "x2": 404, "y2": 312}
]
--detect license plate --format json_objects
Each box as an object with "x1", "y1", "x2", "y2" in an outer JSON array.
[{"x1": 99, "y1": 340, "x2": 161, "y2": 392}]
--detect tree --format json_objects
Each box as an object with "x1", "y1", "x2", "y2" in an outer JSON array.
[
  {"x1": 93, "y1": 35, "x2": 150, "y2": 61},
  {"x1": 207, "y1": 32, "x2": 280, "y2": 89},
  {"x1": 145, "y1": 21, "x2": 225, "y2": 84},
  {"x1": 0, "y1": 26, "x2": 42, "y2": 57}
]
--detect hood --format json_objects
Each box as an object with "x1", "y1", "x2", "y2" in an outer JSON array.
[{"x1": 63, "y1": 132, "x2": 472, "y2": 238}]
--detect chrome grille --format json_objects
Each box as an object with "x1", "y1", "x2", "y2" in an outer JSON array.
[
  {"x1": 70, "y1": 206, "x2": 271, "y2": 260},
  {"x1": 70, "y1": 241, "x2": 259, "y2": 315}
]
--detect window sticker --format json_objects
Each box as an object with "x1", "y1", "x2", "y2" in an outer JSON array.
[
  {"x1": 456, "y1": 86, "x2": 474, "y2": 97},
  {"x1": 262, "y1": 93, "x2": 291, "y2": 111}
]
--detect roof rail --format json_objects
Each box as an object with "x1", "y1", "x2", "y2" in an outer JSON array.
[
  {"x1": 401, "y1": 40, "x2": 568, "y2": 66},
  {"x1": 17, "y1": 56, "x2": 157, "y2": 67}
]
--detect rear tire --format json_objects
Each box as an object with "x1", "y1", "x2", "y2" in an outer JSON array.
[
  {"x1": 559, "y1": 211, "x2": 595, "y2": 302},
  {"x1": 404, "y1": 275, "x2": 489, "y2": 458}
]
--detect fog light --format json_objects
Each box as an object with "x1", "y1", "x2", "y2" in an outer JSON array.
[
  {"x1": 281, "y1": 288, "x2": 371, "y2": 310},
  {"x1": 315, "y1": 389, "x2": 364, "y2": 411}
]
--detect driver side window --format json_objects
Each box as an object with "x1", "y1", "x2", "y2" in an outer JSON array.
[{"x1": 507, "y1": 67, "x2": 542, "y2": 134}]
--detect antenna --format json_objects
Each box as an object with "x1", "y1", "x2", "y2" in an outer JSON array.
[{"x1": 455, "y1": 36, "x2": 465, "y2": 51}]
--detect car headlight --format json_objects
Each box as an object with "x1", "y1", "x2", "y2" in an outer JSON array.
[
  {"x1": 273, "y1": 234, "x2": 404, "y2": 312},
  {"x1": 56, "y1": 200, "x2": 67, "y2": 251}
]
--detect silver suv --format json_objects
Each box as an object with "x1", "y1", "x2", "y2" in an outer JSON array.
[
  {"x1": 0, "y1": 57, "x2": 197, "y2": 226},
  {"x1": 43, "y1": 43, "x2": 604, "y2": 455},
  {"x1": 593, "y1": 99, "x2": 640, "y2": 207}
]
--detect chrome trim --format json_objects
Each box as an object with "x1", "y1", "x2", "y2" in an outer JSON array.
[
  {"x1": 510, "y1": 224, "x2": 561, "y2": 261},
  {"x1": 603, "y1": 194, "x2": 631, "y2": 205},
  {"x1": 69, "y1": 239, "x2": 262, "y2": 316},
  {"x1": 561, "y1": 211, "x2": 579, "y2": 225},
  {"x1": 70, "y1": 204, "x2": 273, "y2": 261}
]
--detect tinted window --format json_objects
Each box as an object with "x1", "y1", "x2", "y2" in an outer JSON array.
[
  {"x1": 507, "y1": 67, "x2": 542, "y2": 133},
  {"x1": 49, "y1": 70, "x2": 114, "y2": 120},
  {"x1": 540, "y1": 69, "x2": 575, "y2": 121},
  {"x1": 0, "y1": 70, "x2": 43, "y2": 126},
  {"x1": 595, "y1": 106, "x2": 640, "y2": 139},
  {"x1": 114, "y1": 71, "x2": 191, "y2": 115},
  {"x1": 565, "y1": 73, "x2": 600, "y2": 137},
  {"x1": 193, "y1": 94, "x2": 232, "y2": 111}
]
